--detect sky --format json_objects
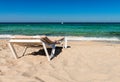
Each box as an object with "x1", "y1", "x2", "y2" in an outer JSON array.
[{"x1": 0, "y1": 0, "x2": 120, "y2": 22}]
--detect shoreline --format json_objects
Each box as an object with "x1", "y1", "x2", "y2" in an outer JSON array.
[{"x1": 0, "y1": 34, "x2": 120, "y2": 42}]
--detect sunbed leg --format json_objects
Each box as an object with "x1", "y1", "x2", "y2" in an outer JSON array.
[
  {"x1": 22, "y1": 46, "x2": 28, "y2": 56},
  {"x1": 42, "y1": 42, "x2": 50, "y2": 61},
  {"x1": 50, "y1": 44, "x2": 55, "y2": 59},
  {"x1": 64, "y1": 37, "x2": 67, "y2": 48},
  {"x1": 8, "y1": 43, "x2": 18, "y2": 59}
]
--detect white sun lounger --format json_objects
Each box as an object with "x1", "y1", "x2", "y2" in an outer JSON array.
[{"x1": 8, "y1": 35, "x2": 67, "y2": 61}]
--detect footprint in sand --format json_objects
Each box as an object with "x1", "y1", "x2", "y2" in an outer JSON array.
[{"x1": 0, "y1": 70, "x2": 5, "y2": 76}]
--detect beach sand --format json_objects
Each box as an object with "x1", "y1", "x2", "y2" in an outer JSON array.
[{"x1": 0, "y1": 40, "x2": 120, "y2": 82}]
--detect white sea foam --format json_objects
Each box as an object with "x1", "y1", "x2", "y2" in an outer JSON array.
[
  {"x1": 0, "y1": 35, "x2": 12, "y2": 39},
  {"x1": 0, "y1": 35, "x2": 120, "y2": 41},
  {"x1": 67, "y1": 36, "x2": 120, "y2": 41}
]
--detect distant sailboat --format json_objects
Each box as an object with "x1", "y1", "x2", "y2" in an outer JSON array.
[{"x1": 61, "y1": 21, "x2": 64, "y2": 24}]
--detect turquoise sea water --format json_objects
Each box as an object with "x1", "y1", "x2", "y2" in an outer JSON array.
[{"x1": 0, "y1": 23, "x2": 120, "y2": 38}]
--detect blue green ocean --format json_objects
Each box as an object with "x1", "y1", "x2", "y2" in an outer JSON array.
[{"x1": 0, "y1": 23, "x2": 120, "y2": 40}]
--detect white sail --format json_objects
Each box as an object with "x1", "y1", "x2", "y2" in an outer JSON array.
[{"x1": 61, "y1": 21, "x2": 64, "y2": 24}]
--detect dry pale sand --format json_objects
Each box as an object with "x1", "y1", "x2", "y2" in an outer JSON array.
[{"x1": 0, "y1": 40, "x2": 120, "y2": 82}]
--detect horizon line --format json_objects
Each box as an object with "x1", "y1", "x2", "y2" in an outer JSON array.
[{"x1": 1, "y1": 22, "x2": 120, "y2": 24}]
